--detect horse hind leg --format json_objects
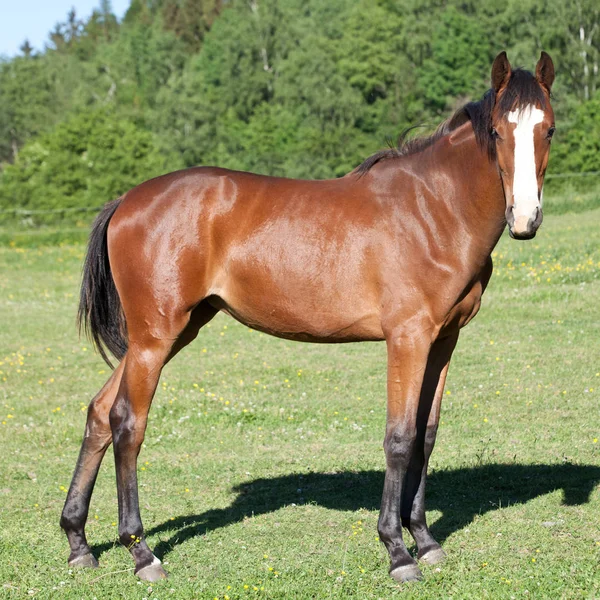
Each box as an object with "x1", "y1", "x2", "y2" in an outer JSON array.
[
  {"x1": 110, "y1": 302, "x2": 216, "y2": 581},
  {"x1": 60, "y1": 301, "x2": 215, "y2": 574},
  {"x1": 60, "y1": 360, "x2": 125, "y2": 567}
]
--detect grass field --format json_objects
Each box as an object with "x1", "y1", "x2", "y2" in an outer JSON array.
[{"x1": 1, "y1": 208, "x2": 599, "y2": 599}]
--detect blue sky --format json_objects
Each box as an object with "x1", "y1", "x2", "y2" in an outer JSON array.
[{"x1": 0, "y1": 0, "x2": 131, "y2": 58}]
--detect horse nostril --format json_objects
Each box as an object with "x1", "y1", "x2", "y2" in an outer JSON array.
[
  {"x1": 505, "y1": 205, "x2": 515, "y2": 227},
  {"x1": 533, "y1": 206, "x2": 543, "y2": 229}
]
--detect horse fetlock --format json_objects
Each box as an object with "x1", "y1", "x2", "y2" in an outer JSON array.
[
  {"x1": 377, "y1": 527, "x2": 412, "y2": 564},
  {"x1": 119, "y1": 528, "x2": 144, "y2": 548}
]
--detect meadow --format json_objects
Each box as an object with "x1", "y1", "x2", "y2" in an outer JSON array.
[{"x1": 1, "y1": 207, "x2": 599, "y2": 599}]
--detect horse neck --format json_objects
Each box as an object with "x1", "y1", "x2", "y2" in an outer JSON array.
[
  {"x1": 377, "y1": 123, "x2": 507, "y2": 266},
  {"x1": 440, "y1": 123, "x2": 506, "y2": 253}
]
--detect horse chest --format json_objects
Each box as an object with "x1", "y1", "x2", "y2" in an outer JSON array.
[{"x1": 440, "y1": 259, "x2": 493, "y2": 335}]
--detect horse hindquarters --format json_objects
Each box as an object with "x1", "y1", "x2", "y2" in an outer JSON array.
[{"x1": 62, "y1": 186, "x2": 217, "y2": 576}]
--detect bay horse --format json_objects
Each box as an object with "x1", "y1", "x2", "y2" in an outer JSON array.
[{"x1": 61, "y1": 51, "x2": 556, "y2": 583}]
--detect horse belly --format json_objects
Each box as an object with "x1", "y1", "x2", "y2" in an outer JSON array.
[
  {"x1": 204, "y1": 198, "x2": 388, "y2": 342},
  {"x1": 210, "y1": 265, "x2": 384, "y2": 343}
]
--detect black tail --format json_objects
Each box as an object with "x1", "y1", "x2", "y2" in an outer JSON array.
[{"x1": 78, "y1": 197, "x2": 127, "y2": 368}]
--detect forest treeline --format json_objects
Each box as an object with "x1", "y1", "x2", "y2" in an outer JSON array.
[{"x1": 0, "y1": 0, "x2": 599, "y2": 222}]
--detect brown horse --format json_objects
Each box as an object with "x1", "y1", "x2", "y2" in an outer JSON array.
[{"x1": 61, "y1": 51, "x2": 555, "y2": 583}]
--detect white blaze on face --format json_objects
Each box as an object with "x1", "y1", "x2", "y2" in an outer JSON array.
[{"x1": 507, "y1": 105, "x2": 545, "y2": 230}]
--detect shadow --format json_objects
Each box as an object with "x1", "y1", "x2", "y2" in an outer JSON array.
[{"x1": 91, "y1": 462, "x2": 600, "y2": 560}]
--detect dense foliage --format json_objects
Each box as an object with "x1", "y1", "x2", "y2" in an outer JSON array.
[{"x1": 1, "y1": 0, "x2": 599, "y2": 220}]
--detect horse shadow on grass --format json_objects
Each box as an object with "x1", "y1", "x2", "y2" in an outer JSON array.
[{"x1": 92, "y1": 462, "x2": 600, "y2": 560}]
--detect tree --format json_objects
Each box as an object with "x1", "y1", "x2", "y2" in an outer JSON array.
[
  {"x1": 161, "y1": 0, "x2": 223, "y2": 52},
  {"x1": 0, "y1": 55, "x2": 58, "y2": 163},
  {"x1": 417, "y1": 6, "x2": 492, "y2": 113},
  {"x1": 19, "y1": 40, "x2": 34, "y2": 57},
  {"x1": 551, "y1": 93, "x2": 600, "y2": 177},
  {"x1": 2, "y1": 0, "x2": 600, "y2": 215},
  {"x1": 0, "y1": 108, "x2": 182, "y2": 218},
  {"x1": 505, "y1": 0, "x2": 600, "y2": 102}
]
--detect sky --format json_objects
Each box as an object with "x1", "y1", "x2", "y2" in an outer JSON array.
[{"x1": 0, "y1": 0, "x2": 131, "y2": 58}]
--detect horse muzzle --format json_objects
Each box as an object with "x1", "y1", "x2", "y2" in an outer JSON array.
[{"x1": 506, "y1": 204, "x2": 543, "y2": 240}]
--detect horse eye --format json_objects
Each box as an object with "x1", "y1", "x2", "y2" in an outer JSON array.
[
  {"x1": 491, "y1": 128, "x2": 499, "y2": 139},
  {"x1": 547, "y1": 126, "x2": 556, "y2": 140}
]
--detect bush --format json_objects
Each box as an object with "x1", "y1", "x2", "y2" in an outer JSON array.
[{"x1": 0, "y1": 108, "x2": 182, "y2": 226}]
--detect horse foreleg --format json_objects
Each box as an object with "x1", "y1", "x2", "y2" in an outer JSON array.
[
  {"x1": 402, "y1": 332, "x2": 459, "y2": 565},
  {"x1": 60, "y1": 360, "x2": 125, "y2": 567},
  {"x1": 378, "y1": 325, "x2": 433, "y2": 583}
]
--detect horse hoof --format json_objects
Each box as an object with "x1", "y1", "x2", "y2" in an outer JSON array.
[
  {"x1": 136, "y1": 559, "x2": 168, "y2": 582},
  {"x1": 390, "y1": 563, "x2": 423, "y2": 583},
  {"x1": 419, "y1": 547, "x2": 446, "y2": 565},
  {"x1": 68, "y1": 553, "x2": 99, "y2": 568}
]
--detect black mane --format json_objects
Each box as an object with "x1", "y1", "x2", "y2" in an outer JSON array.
[{"x1": 354, "y1": 68, "x2": 548, "y2": 175}]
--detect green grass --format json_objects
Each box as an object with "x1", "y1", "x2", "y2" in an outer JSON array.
[
  {"x1": 543, "y1": 184, "x2": 600, "y2": 215},
  {"x1": 1, "y1": 209, "x2": 599, "y2": 599}
]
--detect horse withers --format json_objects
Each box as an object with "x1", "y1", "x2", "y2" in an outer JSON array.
[{"x1": 60, "y1": 51, "x2": 555, "y2": 583}]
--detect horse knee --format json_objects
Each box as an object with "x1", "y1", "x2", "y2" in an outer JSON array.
[
  {"x1": 423, "y1": 424, "x2": 438, "y2": 455},
  {"x1": 384, "y1": 425, "x2": 418, "y2": 468}
]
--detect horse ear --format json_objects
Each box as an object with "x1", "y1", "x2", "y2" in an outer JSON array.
[
  {"x1": 491, "y1": 51, "x2": 511, "y2": 93},
  {"x1": 535, "y1": 51, "x2": 555, "y2": 92}
]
